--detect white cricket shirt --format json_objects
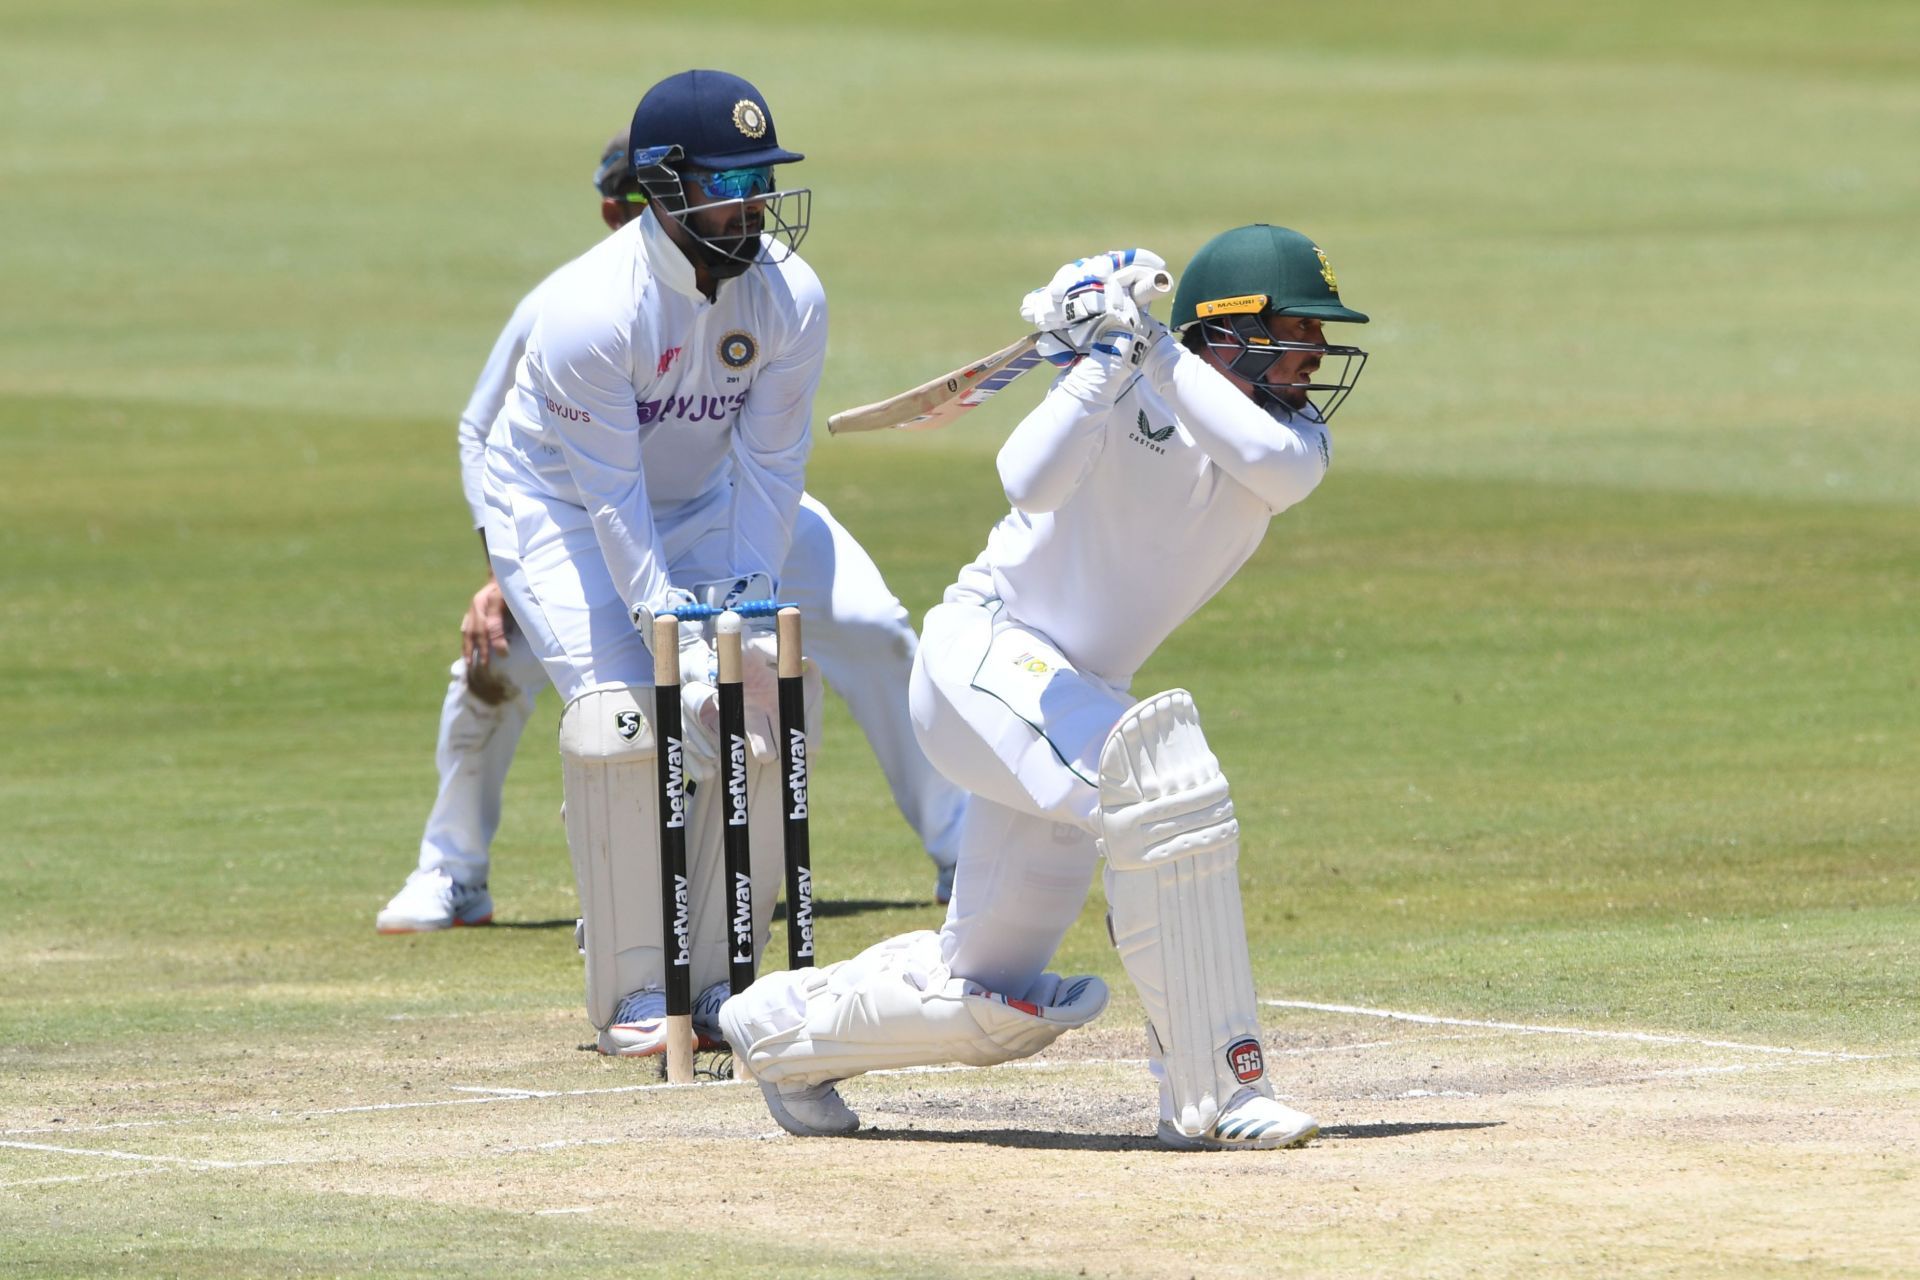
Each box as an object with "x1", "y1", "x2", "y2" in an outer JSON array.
[
  {"x1": 974, "y1": 337, "x2": 1331, "y2": 686},
  {"x1": 482, "y1": 208, "x2": 827, "y2": 616},
  {"x1": 457, "y1": 283, "x2": 544, "y2": 531}
]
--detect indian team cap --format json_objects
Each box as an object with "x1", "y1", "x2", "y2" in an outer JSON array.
[
  {"x1": 1171, "y1": 224, "x2": 1369, "y2": 330},
  {"x1": 629, "y1": 69, "x2": 804, "y2": 171}
]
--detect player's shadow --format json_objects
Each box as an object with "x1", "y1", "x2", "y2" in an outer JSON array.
[
  {"x1": 848, "y1": 1128, "x2": 1164, "y2": 1152},
  {"x1": 1320, "y1": 1120, "x2": 1504, "y2": 1139},
  {"x1": 845, "y1": 1119, "x2": 1503, "y2": 1151},
  {"x1": 775, "y1": 898, "x2": 929, "y2": 920},
  {"x1": 491, "y1": 898, "x2": 931, "y2": 930}
]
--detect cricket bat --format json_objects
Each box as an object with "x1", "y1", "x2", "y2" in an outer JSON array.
[{"x1": 827, "y1": 268, "x2": 1172, "y2": 435}]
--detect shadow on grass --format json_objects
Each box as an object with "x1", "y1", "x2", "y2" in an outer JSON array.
[
  {"x1": 492, "y1": 898, "x2": 932, "y2": 931},
  {"x1": 846, "y1": 1119, "x2": 1502, "y2": 1150},
  {"x1": 1321, "y1": 1120, "x2": 1505, "y2": 1139},
  {"x1": 778, "y1": 898, "x2": 932, "y2": 920},
  {"x1": 848, "y1": 1127, "x2": 1164, "y2": 1152}
]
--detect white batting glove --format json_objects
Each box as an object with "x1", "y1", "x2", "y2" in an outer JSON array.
[
  {"x1": 1023, "y1": 249, "x2": 1167, "y2": 367},
  {"x1": 1020, "y1": 249, "x2": 1168, "y2": 330},
  {"x1": 1053, "y1": 324, "x2": 1144, "y2": 402}
]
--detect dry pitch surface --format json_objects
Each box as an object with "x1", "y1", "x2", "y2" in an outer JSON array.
[{"x1": 6, "y1": 1002, "x2": 1914, "y2": 1278}]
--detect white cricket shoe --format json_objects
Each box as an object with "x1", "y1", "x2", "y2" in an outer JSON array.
[
  {"x1": 715, "y1": 992, "x2": 860, "y2": 1136},
  {"x1": 597, "y1": 983, "x2": 729, "y2": 1057},
  {"x1": 375, "y1": 869, "x2": 493, "y2": 933},
  {"x1": 755, "y1": 1079, "x2": 860, "y2": 1137},
  {"x1": 1157, "y1": 1087, "x2": 1319, "y2": 1151}
]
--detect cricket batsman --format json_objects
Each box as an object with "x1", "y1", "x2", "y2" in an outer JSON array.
[
  {"x1": 375, "y1": 114, "x2": 965, "y2": 958},
  {"x1": 721, "y1": 226, "x2": 1371, "y2": 1149}
]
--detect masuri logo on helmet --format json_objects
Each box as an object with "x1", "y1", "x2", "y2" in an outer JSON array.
[{"x1": 1171, "y1": 224, "x2": 1368, "y2": 330}]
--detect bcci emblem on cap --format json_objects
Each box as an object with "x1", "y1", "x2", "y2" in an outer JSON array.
[
  {"x1": 732, "y1": 99, "x2": 767, "y2": 139},
  {"x1": 1226, "y1": 1036, "x2": 1266, "y2": 1085}
]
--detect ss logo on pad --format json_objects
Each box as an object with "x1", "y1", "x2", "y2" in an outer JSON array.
[{"x1": 1227, "y1": 1037, "x2": 1265, "y2": 1085}]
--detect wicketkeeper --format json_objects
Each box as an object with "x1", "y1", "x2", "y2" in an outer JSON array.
[
  {"x1": 436, "y1": 70, "x2": 866, "y2": 1059},
  {"x1": 375, "y1": 101, "x2": 965, "y2": 965},
  {"x1": 721, "y1": 227, "x2": 1371, "y2": 1149}
]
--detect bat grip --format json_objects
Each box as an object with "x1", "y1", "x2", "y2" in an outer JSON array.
[{"x1": 1116, "y1": 266, "x2": 1175, "y2": 306}]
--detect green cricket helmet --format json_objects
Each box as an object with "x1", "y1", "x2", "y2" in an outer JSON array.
[{"x1": 1171, "y1": 224, "x2": 1370, "y2": 420}]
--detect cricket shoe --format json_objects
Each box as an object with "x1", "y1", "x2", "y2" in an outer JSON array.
[
  {"x1": 597, "y1": 983, "x2": 730, "y2": 1057},
  {"x1": 754, "y1": 1079, "x2": 860, "y2": 1137},
  {"x1": 715, "y1": 994, "x2": 860, "y2": 1136},
  {"x1": 375, "y1": 869, "x2": 493, "y2": 933},
  {"x1": 1157, "y1": 1087, "x2": 1319, "y2": 1152}
]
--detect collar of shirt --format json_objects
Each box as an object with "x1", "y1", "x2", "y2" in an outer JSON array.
[{"x1": 640, "y1": 207, "x2": 704, "y2": 302}]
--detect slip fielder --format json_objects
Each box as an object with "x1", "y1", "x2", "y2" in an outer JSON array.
[{"x1": 721, "y1": 227, "x2": 1372, "y2": 1149}]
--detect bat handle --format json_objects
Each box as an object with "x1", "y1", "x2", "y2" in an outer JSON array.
[{"x1": 1118, "y1": 266, "x2": 1175, "y2": 306}]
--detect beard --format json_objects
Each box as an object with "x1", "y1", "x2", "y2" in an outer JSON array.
[
  {"x1": 696, "y1": 231, "x2": 762, "y2": 281},
  {"x1": 1253, "y1": 380, "x2": 1312, "y2": 415}
]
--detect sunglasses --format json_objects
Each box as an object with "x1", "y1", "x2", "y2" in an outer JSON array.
[{"x1": 686, "y1": 165, "x2": 775, "y2": 201}]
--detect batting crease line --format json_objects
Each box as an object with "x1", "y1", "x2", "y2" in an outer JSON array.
[
  {"x1": 1264, "y1": 1000, "x2": 1882, "y2": 1060},
  {"x1": 0, "y1": 1033, "x2": 1459, "y2": 1142}
]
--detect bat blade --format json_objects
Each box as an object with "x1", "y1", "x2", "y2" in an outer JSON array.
[{"x1": 826, "y1": 336, "x2": 1039, "y2": 435}]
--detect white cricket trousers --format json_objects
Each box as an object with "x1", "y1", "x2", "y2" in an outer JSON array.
[
  {"x1": 411, "y1": 494, "x2": 963, "y2": 881},
  {"x1": 908, "y1": 592, "x2": 1135, "y2": 999}
]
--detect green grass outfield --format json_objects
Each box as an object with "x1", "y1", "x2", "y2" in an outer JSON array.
[{"x1": 3, "y1": 1, "x2": 1917, "y2": 1276}]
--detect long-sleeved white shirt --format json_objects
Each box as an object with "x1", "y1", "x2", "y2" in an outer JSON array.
[
  {"x1": 973, "y1": 334, "x2": 1331, "y2": 687},
  {"x1": 482, "y1": 208, "x2": 827, "y2": 616},
  {"x1": 457, "y1": 283, "x2": 545, "y2": 531}
]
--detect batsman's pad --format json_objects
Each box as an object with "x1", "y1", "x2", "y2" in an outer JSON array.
[
  {"x1": 559, "y1": 685, "x2": 667, "y2": 1030},
  {"x1": 1097, "y1": 689, "x2": 1273, "y2": 1139},
  {"x1": 724, "y1": 931, "x2": 1109, "y2": 1089}
]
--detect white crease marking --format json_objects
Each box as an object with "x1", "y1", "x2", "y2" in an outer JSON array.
[
  {"x1": 0, "y1": 1139, "x2": 316, "y2": 1173},
  {"x1": 451, "y1": 1086, "x2": 560, "y2": 1098},
  {"x1": 1264, "y1": 1000, "x2": 1880, "y2": 1061},
  {"x1": 0, "y1": 1140, "x2": 238, "y2": 1167}
]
